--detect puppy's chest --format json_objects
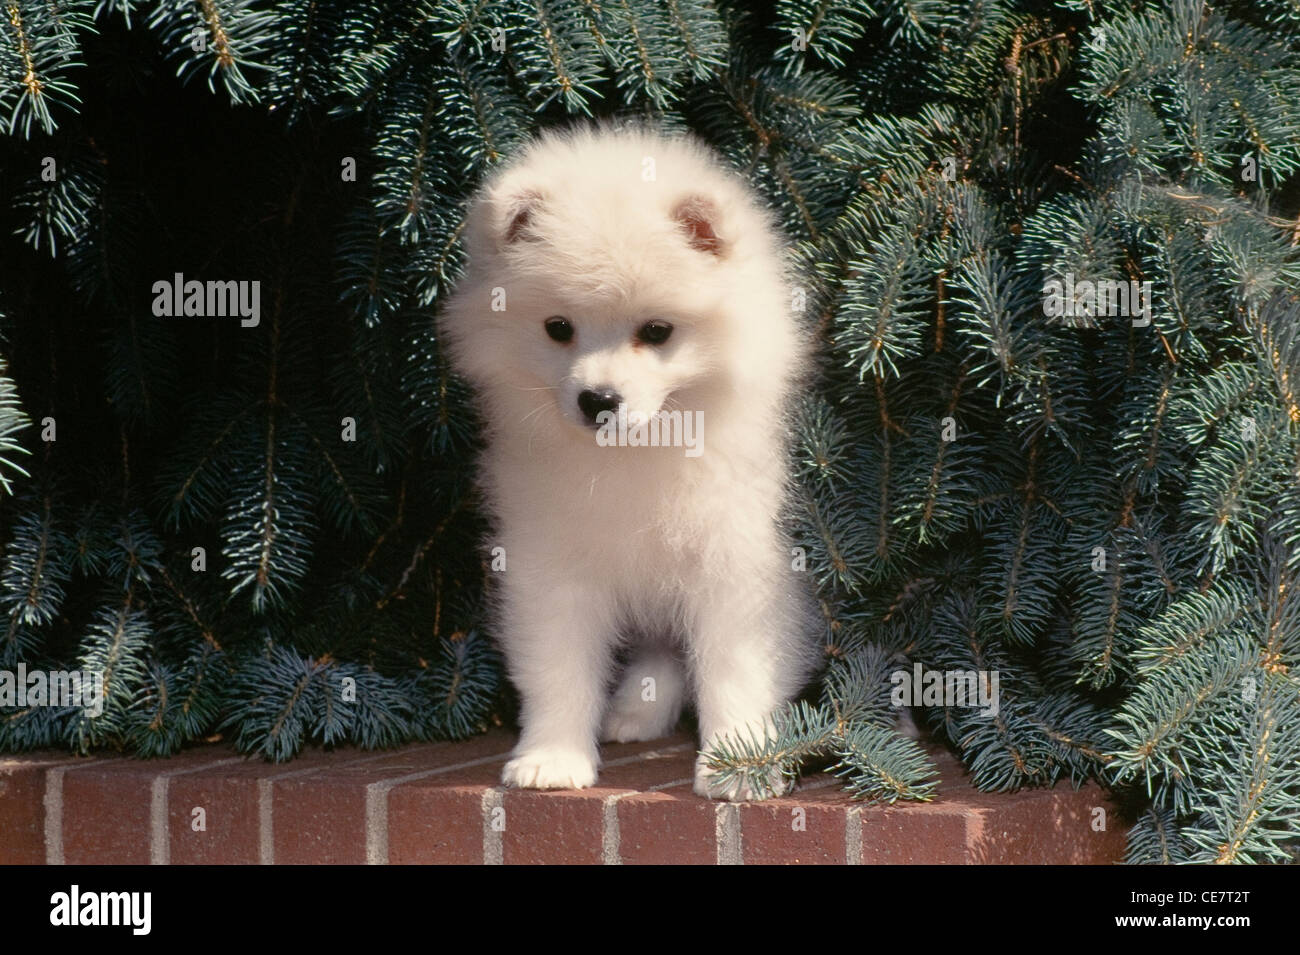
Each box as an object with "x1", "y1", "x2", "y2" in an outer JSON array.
[{"x1": 496, "y1": 463, "x2": 707, "y2": 555}]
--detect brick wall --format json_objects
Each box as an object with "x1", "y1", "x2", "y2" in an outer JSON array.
[{"x1": 0, "y1": 731, "x2": 1128, "y2": 864}]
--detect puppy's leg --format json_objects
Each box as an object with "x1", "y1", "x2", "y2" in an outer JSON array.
[
  {"x1": 689, "y1": 576, "x2": 809, "y2": 802},
  {"x1": 600, "y1": 644, "x2": 686, "y2": 743},
  {"x1": 499, "y1": 577, "x2": 614, "y2": 790}
]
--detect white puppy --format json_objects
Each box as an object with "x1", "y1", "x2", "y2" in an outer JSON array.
[{"x1": 440, "y1": 124, "x2": 820, "y2": 800}]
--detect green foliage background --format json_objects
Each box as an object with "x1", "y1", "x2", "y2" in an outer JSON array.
[{"x1": 1, "y1": 0, "x2": 1297, "y2": 863}]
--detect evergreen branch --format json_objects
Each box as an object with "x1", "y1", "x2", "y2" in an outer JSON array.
[
  {"x1": 831, "y1": 722, "x2": 938, "y2": 802},
  {"x1": 0, "y1": 356, "x2": 32, "y2": 495},
  {"x1": 147, "y1": 0, "x2": 278, "y2": 104},
  {"x1": 0, "y1": 0, "x2": 90, "y2": 136}
]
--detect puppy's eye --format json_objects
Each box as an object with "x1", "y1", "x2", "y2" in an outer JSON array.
[
  {"x1": 636, "y1": 320, "x2": 673, "y2": 345},
  {"x1": 544, "y1": 316, "x2": 573, "y2": 343}
]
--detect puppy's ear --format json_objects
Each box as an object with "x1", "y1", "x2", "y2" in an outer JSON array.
[
  {"x1": 671, "y1": 195, "x2": 726, "y2": 257},
  {"x1": 499, "y1": 189, "x2": 546, "y2": 245}
]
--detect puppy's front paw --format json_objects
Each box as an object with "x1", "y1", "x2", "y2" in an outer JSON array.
[
  {"x1": 693, "y1": 753, "x2": 793, "y2": 802},
  {"x1": 502, "y1": 747, "x2": 598, "y2": 790}
]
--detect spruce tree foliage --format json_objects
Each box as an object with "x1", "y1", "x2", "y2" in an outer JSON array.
[{"x1": 1, "y1": 0, "x2": 1297, "y2": 862}]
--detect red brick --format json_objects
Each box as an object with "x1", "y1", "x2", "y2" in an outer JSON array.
[
  {"x1": 500, "y1": 740, "x2": 696, "y2": 865},
  {"x1": 354, "y1": 733, "x2": 518, "y2": 865},
  {"x1": 388, "y1": 767, "x2": 503, "y2": 865},
  {"x1": 968, "y1": 783, "x2": 1127, "y2": 864},
  {"x1": 271, "y1": 745, "x2": 492, "y2": 865},
  {"x1": 60, "y1": 758, "x2": 152, "y2": 864},
  {"x1": 0, "y1": 757, "x2": 58, "y2": 863},
  {"x1": 858, "y1": 799, "x2": 971, "y2": 863},
  {"x1": 167, "y1": 765, "x2": 263, "y2": 865},
  {"x1": 740, "y1": 783, "x2": 850, "y2": 864},
  {"x1": 617, "y1": 785, "x2": 718, "y2": 865},
  {"x1": 0, "y1": 731, "x2": 1130, "y2": 866},
  {"x1": 161, "y1": 745, "x2": 353, "y2": 864},
  {"x1": 60, "y1": 745, "x2": 237, "y2": 864},
  {"x1": 501, "y1": 788, "x2": 606, "y2": 864}
]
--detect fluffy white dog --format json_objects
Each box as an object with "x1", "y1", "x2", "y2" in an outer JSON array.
[{"x1": 440, "y1": 124, "x2": 820, "y2": 800}]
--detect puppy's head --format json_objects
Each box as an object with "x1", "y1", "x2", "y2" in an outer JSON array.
[{"x1": 440, "y1": 126, "x2": 794, "y2": 441}]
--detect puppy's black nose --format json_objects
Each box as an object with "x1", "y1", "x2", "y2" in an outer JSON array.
[{"x1": 578, "y1": 388, "x2": 622, "y2": 426}]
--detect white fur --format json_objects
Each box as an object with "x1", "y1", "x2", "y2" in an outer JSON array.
[{"x1": 440, "y1": 124, "x2": 821, "y2": 801}]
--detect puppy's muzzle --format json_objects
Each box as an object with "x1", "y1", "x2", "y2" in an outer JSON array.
[{"x1": 577, "y1": 387, "x2": 622, "y2": 427}]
